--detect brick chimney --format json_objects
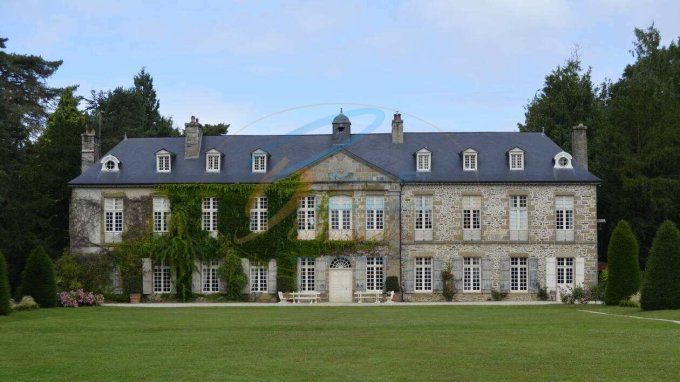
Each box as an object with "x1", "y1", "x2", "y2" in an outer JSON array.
[
  {"x1": 571, "y1": 123, "x2": 588, "y2": 170},
  {"x1": 81, "y1": 127, "x2": 99, "y2": 173},
  {"x1": 185, "y1": 116, "x2": 203, "y2": 159},
  {"x1": 392, "y1": 112, "x2": 403, "y2": 144}
]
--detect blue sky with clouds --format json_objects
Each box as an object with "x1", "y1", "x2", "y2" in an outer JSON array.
[{"x1": 2, "y1": 1, "x2": 680, "y2": 135}]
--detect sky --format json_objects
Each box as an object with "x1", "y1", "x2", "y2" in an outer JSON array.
[{"x1": 2, "y1": 0, "x2": 680, "y2": 135}]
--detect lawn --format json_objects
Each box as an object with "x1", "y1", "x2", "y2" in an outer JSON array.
[{"x1": 1, "y1": 305, "x2": 679, "y2": 381}]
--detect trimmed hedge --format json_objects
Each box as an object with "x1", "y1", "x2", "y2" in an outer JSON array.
[
  {"x1": 604, "y1": 220, "x2": 641, "y2": 305},
  {"x1": 641, "y1": 221, "x2": 680, "y2": 310},
  {"x1": 19, "y1": 246, "x2": 57, "y2": 308},
  {"x1": 0, "y1": 251, "x2": 11, "y2": 315}
]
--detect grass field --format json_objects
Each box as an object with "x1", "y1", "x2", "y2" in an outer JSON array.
[{"x1": 1, "y1": 305, "x2": 679, "y2": 381}]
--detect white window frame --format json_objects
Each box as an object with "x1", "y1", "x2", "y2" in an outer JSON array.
[
  {"x1": 414, "y1": 257, "x2": 432, "y2": 292},
  {"x1": 206, "y1": 150, "x2": 221, "y2": 172},
  {"x1": 510, "y1": 257, "x2": 528, "y2": 292},
  {"x1": 463, "y1": 149, "x2": 477, "y2": 171},
  {"x1": 153, "y1": 262, "x2": 171, "y2": 294},
  {"x1": 366, "y1": 257, "x2": 384, "y2": 292},
  {"x1": 300, "y1": 258, "x2": 315, "y2": 291},
  {"x1": 416, "y1": 149, "x2": 431, "y2": 172},
  {"x1": 104, "y1": 198, "x2": 123, "y2": 233},
  {"x1": 463, "y1": 196, "x2": 481, "y2": 241},
  {"x1": 414, "y1": 195, "x2": 433, "y2": 241},
  {"x1": 463, "y1": 257, "x2": 481, "y2": 292},
  {"x1": 365, "y1": 196, "x2": 385, "y2": 231},
  {"x1": 509, "y1": 195, "x2": 528, "y2": 241},
  {"x1": 555, "y1": 196, "x2": 574, "y2": 241},
  {"x1": 509, "y1": 148, "x2": 524, "y2": 170},
  {"x1": 156, "y1": 151, "x2": 171, "y2": 173},
  {"x1": 250, "y1": 197, "x2": 268, "y2": 232},
  {"x1": 329, "y1": 196, "x2": 352, "y2": 230},
  {"x1": 554, "y1": 151, "x2": 573, "y2": 169},
  {"x1": 100, "y1": 154, "x2": 120, "y2": 172},
  {"x1": 153, "y1": 197, "x2": 170, "y2": 233},
  {"x1": 202, "y1": 197, "x2": 218, "y2": 235},
  {"x1": 202, "y1": 259, "x2": 220, "y2": 293},
  {"x1": 252, "y1": 150, "x2": 267, "y2": 173},
  {"x1": 250, "y1": 264, "x2": 268, "y2": 292},
  {"x1": 297, "y1": 196, "x2": 316, "y2": 231},
  {"x1": 557, "y1": 257, "x2": 574, "y2": 286}
]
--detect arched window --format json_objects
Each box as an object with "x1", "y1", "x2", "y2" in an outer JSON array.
[{"x1": 330, "y1": 257, "x2": 351, "y2": 269}]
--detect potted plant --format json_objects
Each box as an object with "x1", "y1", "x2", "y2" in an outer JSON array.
[{"x1": 124, "y1": 276, "x2": 142, "y2": 303}]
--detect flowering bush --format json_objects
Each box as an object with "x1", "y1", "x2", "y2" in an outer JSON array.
[{"x1": 58, "y1": 289, "x2": 104, "y2": 307}]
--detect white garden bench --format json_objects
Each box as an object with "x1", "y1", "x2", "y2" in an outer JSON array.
[
  {"x1": 354, "y1": 291, "x2": 383, "y2": 303},
  {"x1": 289, "y1": 291, "x2": 320, "y2": 304}
]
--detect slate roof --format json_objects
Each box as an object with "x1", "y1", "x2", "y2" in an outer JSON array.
[{"x1": 69, "y1": 132, "x2": 600, "y2": 186}]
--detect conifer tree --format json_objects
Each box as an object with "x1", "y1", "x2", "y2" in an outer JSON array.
[
  {"x1": 0, "y1": 251, "x2": 11, "y2": 315},
  {"x1": 604, "y1": 220, "x2": 641, "y2": 305},
  {"x1": 19, "y1": 246, "x2": 57, "y2": 308},
  {"x1": 641, "y1": 221, "x2": 680, "y2": 310}
]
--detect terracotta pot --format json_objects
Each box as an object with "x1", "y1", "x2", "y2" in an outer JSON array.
[{"x1": 129, "y1": 293, "x2": 141, "y2": 304}]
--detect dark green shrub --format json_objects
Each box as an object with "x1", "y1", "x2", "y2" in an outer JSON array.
[
  {"x1": 56, "y1": 252, "x2": 114, "y2": 294},
  {"x1": 384, "y1": 276, "x2": 400, "y2": 292},
  {"x1": 218, "y1": 248, "x2": 247, "y2": 300},
  {"x1": 641, "y1": 221, "x2": 680, "y2": 310},
  {"x1": 442, "y1": 265, "x2": 455, "y2": 301},
  {"x1": 0, "y1": 251, "x2": 11, "y2": 315},
  {"x1": 19, "y1": 246, "x2": 57, "y2": 308},
  {"x1": 55, "y1": 252, "x2": 82, "y2": 291},
  {"x1": 605, "y1": 220, "x2": 641, "y2": 305},
  {"x1": 491, "y1": 289, "x2": 507, "y2": 301},
  {"x1": 536, "y1": 284, "x2": 550, "y2": 301}
]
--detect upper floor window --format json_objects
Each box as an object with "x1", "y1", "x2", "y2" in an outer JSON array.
[
  {"x1": 554, "y1": 151, "x2": 573, "y2": 169},
  {"x1": 250, "y1": 197, "x2": 268, "y2": 232},
  {"x1": 202, "y1": 197, "x2": 218, "y2": 235},
  {"x1": 153, "y1": 197, "x2": 170, "y2": 233},
  {"x1": 100, "y1": 154, "x2": 120, "y2": 172},
  {"x1": 156, "y1": 150, "x2": 171, "y2": 173},
  {"x1": 206, "y1": 149, "x2": 221, "y2": 172},
  {"x1": 463, "y1": 149, "x2": 477, "y2": 171},
  {"x1": 252, "y1": 149, "x2": 267, "y2": 173},
  {"x1": 414, "y1": 195, "x2": 433, "y2": 241},
  {"x1": 462, "y1": 195, "x2": 481, "y2": 241},
  {"x1": 509, "y1": 195, "x2": 528, "y2": 241},
  {"x1": 555, "y1": 196, "x2": 574, "y2": 241},
  {"x1": 298, "y1": 196, "x2": 316, "y2": 231},
  {"x1": 104, "y1": 198, "x2": 123, "y2": 233},
  {"x1": 329, "y1": 196, "x2": 352, "y2": 230},
  {"x1": 365, "y1": 196, "x2": 385, "y2": 231},
  {"x1": 416, "y1": 149, "x2": 431, "y2": 172},
  {"x1": 509, "y1": 148, "x2": 524, "y2": 170}
]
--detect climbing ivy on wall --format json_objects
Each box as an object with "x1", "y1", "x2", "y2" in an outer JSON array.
[{"x1": 121, "y1": 175, "x2": 380, "y2": 300}]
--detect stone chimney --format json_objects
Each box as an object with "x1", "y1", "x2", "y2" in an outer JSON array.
[
  {"x1": 81, "y1": 127, "x2": 99, "y2": 173},
  {"x1": 571, "y1": 123, "x2": 588, "y2": 170},
  {"x1": 391, "y1": 112, "x2": 403, "y2": 144},
  {"x1": 185, "y1": 116, "x2": 203, "y2": 159}
]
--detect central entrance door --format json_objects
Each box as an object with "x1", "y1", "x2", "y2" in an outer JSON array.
[{"x1": 328, "y1": 257, "x2": 353, "y2": 303}]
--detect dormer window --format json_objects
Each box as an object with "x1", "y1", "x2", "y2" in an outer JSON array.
[
  {"x1": 554, "y1": 152, "x2": 573, "y2": 169},
  {"x1": 416, "y1": 149, "x2": 431, "y2": 172},
  {"x1": 100, "y1": 154, "x2": 120, "y2": 172},
  {"x1": 509, "y1": 148, "x2": 524, "y2": 170},
  {"x1": 206, "y1": 149, "x2": 221, "y2": 172},
  {"x1": 252, "y1": 149, "x2": 267, "y2": 173},
  {"x1": 156, "y1": 150, "x2": 172, "y2": 173},
  {"x1": 463, "y1": 149, "x2": 477, "y2": 171}
]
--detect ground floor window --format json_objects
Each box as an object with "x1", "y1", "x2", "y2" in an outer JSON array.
[
  {"x1": 202, "y1": 259, "x2": 220, "y2": 293},
  {"x1": 300, "y1": 258, "x2": 315, "y2": 291},
  {"x1": 153, "y1": 263, "x2": 171, "y2": 294},
  {"x1": 415, "y1": 257, "x2": 432, "y2": 292},
  {"x1": 250, "y1": 265, "x2": 267, "y2": 292},
  {"x1": 366, "y1": 257, "x2": 384, "y2": 291},
  {"x1": 557, "y1": 257, "x2": 574, "y2": 286},
  {"x1": 510, "y1": 257, "x2": 528, "y2": 291},
  {"x1": 463, "y1": 257, "x2": 481, "y2": 292}
]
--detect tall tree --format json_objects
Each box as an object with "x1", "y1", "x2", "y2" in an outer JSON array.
[
  {"x1": 604, "y1": 220, "x2": 641, "y2": 305},
  {"x1": 88, "y1": 68, "x2": 178, "y2": 153},
  {"x1": 0, "y1": 37, "x2": 62, "y2": 291},
  {"x1": 641, "y1": 221, "x2": 680, "y2": 310},
  {"x1": 202, "y1": 123, "x2": 230, "y2": 136}
]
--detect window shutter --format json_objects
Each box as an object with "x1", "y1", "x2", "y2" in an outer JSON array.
[
  {"x1": 296, "y1": 257, "x2": 302, "y2": 291},
  {"x1": 575, "y1": 257, "x2": 585, "y2": 287},
  {"x1": 192, "y1": 260, "x2": 202, "y2": 293},
  {"x1": 452, "y1": 257, "x2": 463, "y2": 292},
  {"x1": 170, "y1": 266, "x2": 177, "y2": 294},
  {"x1": 315, "y1": 256, "x2": 327, "y2": 292},
  {"x1": 240, "y1": 258, "x2": 250, "y2": 294},
  {"x1": 546, "y1": 257, "x2": 556, "y2": 292},
  {"x1": 268, "y1": 259, "x2": 277, "y2": 293},
  {"x1": 481, "y1": 258, "x2": 492, "y2": 293},
  {"x1": 142, "y1": 258, "x2": 152, "y2": 294},
  {"x1": 402, "y1": 266, "x2": 414, "y2": 293},
  {"x1": 433, "y1": 259, "x2": 443, "y2": 292},
  {"x1": 528, "y1": 258, "x2": 539, "y2": 293},
  {"x1": 500, "y1": 258, "x2": 510, "y2": 293},
  {"x1": 354, "y1": 256, "x2": 367, "y2": 292}
]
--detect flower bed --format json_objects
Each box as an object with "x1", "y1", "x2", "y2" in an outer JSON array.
[{"x1": 59, "y1": 289, "x2": 104, "y2": 307}]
